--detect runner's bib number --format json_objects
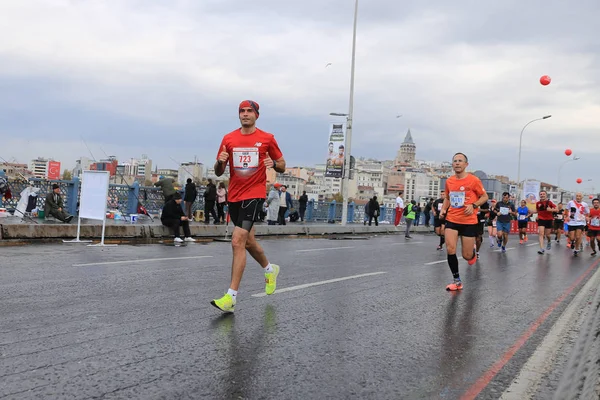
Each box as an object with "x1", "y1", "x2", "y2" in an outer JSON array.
[
  {"x1": 499, "y1": 207, "x2": 509, "y2": 216},
  {"x1": 449, "y1": 192, "x2": 465, "y2": 208},
  {"x1": 437, "y1": 203, "x2": 443, "y2": 211},
  {"x1": 518, "y1": 214, "x2": 527, "y2": 220},
  {"x1": 555, "y1": 214, "x2": 563, "y2": 220},
  {"x1": 232, "y1": 148, "x2": 259, "y2": 169},
  {"x1": 591, "y1": 218, "x2": 600, "y2": 227}
]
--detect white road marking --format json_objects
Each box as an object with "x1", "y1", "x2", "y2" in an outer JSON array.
[
  {"x1": 500, "y1": 262, "x2": 600, "y2": 399},
  {"x1": 425, "y1": 258, "x2": 464, "y2": 265},
  {"x1": 296, "y1": 246, "x2": 354, "y2": 253},
  {"x1": 73, "y1": 256, "x2": 213, "y2": 267},
  {"x1": 251, "y1": 271, "x2": 387, "y2": 297},
  {"x1": 493, "y1": 247, "x2": 516, "y2": 252},
  {"x1": 526, "y1": 244, "x2": 538, "y2": 247},
  {"x1": 394, "y1": 241, "x2": 424, "y2": 245}
]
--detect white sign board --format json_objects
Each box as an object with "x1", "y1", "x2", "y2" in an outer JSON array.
[{"x1": 80, "y1": 171, "x2": 110, "y2": 220}]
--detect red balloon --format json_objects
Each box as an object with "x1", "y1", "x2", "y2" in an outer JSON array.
[
  {"x1": 565, "y1": 149, "x2": 572, "y2": 156},
  {"x1": 576, "y1": 178, "x2": 583, "y2": 184},
  {"x1": 590, "y1": 195, "x2": 594, "y2": 199},
  {"x1": 540, "y1": 75, "x2": 551, "y2": 85}
]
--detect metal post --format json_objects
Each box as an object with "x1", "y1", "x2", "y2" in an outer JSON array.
[
  {"x1": 341, "y1": 0, "x2": 359, "y2": 226},
  {"x1": 517, "y1": 115, "x2": 551, "y2": 199}
]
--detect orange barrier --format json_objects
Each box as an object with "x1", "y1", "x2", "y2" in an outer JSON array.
[{"x1": 510, "y1": 220, "x2": 538, "y2": 233}]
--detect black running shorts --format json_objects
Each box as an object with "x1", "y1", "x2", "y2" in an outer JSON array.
[
  {"x1": 476, "y1": 222, "x2": 485, "y2": 237},
  {"x1": 444, "y1": 221, "x2": 478, "y2": 238},
  {"x1": 553, "y1": 220, "x2": 564, "y2": 231},
  {"x1": 587, "y1": 229, "x2": 600, "y2": 238},
  {"x1": 537, "y1": 219, "x2": 553, "y2": 229},
  {"x1": 228, "y1": 198, "x2": 265, "y2": 231},
  {"x1": 568, "y1": 225, "x2": 585, "y2": 231},
  {"x1": 518, "y1": 221, "x2": 528, "y2": 229},
  {"x1": 434, "y1": 217, "x2": 445, "y2": 228}
]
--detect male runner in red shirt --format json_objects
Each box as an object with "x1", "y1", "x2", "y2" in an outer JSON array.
[
  {"x1": 211, "y1": 100, "x2": 286, "y2": 313},
  {"x1": 535, "y1": 190, "x2": 558, "y2": 255},
  {"x1": 587, "y1": 198, "x2": 600, "y2": 256}
]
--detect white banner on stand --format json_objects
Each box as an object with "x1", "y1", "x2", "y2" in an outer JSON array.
[{"x1": 64, "y1": 170, "x2": 116, "y2": 246}]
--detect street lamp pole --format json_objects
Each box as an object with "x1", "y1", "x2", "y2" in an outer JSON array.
[
  {"x1": 340, "y1": 0, "x2": 359, "y2": 226},
  {"x1": 517, "y1": 115, "x2": 551, "y2": 198},
  {"x1": 558, "y1": 156, "x2": 581, "y2": 203},
  {"x1": 557, "y1": 156, "x2": 580, "y2": 189}
]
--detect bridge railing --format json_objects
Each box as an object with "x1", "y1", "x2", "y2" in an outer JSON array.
[{"x1": 1, "y1": 179, "x2": 401, "y2": 224}]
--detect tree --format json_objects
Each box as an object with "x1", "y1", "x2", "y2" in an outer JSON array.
[
  {"x1": 332, "y1": 192, "x2": 343, "y2": 202},
  {"x1": 62, "y1": 170, "x2": 72, "y2": 181}
]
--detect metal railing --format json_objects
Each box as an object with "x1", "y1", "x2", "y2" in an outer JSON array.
[{"x1": 1, "y1": 178, "x2": 404, "y2": 224}]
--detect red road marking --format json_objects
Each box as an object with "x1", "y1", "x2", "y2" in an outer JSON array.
[{"x1": 461, "y1": 258, "x2": 600, "y2": 400}]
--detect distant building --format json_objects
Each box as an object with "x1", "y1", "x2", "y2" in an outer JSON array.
[
  {"x1": 395, "y1": 129, "x2": 416, "y2": 165},
  {"x1": 72, "y1": 157, "x2": 92, "y2": 178},
  {"x1": 156, "y1": 169, "x2": 178, "y2": 180},
  {"x1": 29, "y1": 157, "x2": 61, "y2": 179},
  {"x1": 178, "y1": 162, "x2": 203, "y2": 186},
  {"x1": 29, "y1": 157, "x2": 49, "y2": 179},
  {"x1": 0, "y1": 162, "x2": 30, "y2": 179},
  {"x1": 90, "y1": 157, "x2": 118, "y2": 177}
]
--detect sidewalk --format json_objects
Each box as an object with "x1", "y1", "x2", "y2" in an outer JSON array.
[{"x1": 0, "y1": 216, "x2": 433, "y2": 241}]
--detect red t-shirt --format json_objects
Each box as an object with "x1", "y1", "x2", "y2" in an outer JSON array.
[
  {"x1": 536, "y1": 200, "x2": 556, "y2": 221},
  {"x1": 217, "y1": 128, "x2": 283, "y2": 202},
  {"x1": 589, "y1": 208, "x2": 600, "y2": 231},
  {"x1": 444, "y1": 173, "x2": 486, "y2": 225}
]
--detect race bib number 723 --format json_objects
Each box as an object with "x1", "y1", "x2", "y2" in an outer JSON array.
[{"x1": 232, "y1": 147, "x2": 259, "y2": 169}]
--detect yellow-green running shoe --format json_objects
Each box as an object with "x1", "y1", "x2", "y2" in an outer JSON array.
[
  {"x1": 264, "y1": 264, "x2": 280, "y2": 295},
  {"x1": 211, "y1": 293, "x2": 235, "y2": 313}
]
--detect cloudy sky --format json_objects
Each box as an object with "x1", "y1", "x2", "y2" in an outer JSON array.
[{"x1": 0, "y1": 0, "x2": 598, "y2": 192}]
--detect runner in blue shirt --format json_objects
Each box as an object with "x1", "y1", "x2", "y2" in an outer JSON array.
[{"x1": 517, "y1": 200, "x2": 532, "y2": 244}]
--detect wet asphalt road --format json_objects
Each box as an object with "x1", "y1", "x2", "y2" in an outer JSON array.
[{"x1": 1, "y1": 233, "x2": 598, "y2": 399}]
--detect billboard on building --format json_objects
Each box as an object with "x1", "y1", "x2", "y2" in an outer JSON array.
[
  {"x1": 47, "y1": 161, "x2": 61, "y2": 180},
  {"x1": 325, "y1": 122, "x2": 346, "y2": 178},
  {"x1": 523, "y1": 180, "x2": 541, "y2": 212}
]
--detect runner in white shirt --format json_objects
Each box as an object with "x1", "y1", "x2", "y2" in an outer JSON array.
[
  {"x1": 395, "y1": 192, "x2": 405, "y2": 226},
  {"x1": 566, "y1": 192, "x2": 590, "y2": 257}
]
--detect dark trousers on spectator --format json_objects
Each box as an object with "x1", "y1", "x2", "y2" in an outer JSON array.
[
  {"x1": 278, "y1": 207, "x2": 287, "y2": 225},
  {"x1": 184, "y1": 201, "x2": 193, "y2": 219},
  {"x1": 368, "y1": 215, "x2": 379, "y2": 226},
  {"x1": 217, "y1": 201, "x2": 226, "y2": 223},
  {"x1": 205, "y1": 200, "x2": 217, "y2": 223},
  {"x1": 424, "y1": 211, "x2": 430, "y2": 227},
  {"x1": 405, "y1": 219, "x2": 414, "y2": 237},
  {"x1": 299, "y1": 207, "x2": 306, "y2": 222},
  {"x1": 162, "y1": 218, "x2": 191, "y2": 238}
]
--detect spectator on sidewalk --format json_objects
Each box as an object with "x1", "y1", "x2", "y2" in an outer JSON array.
[
  {"x1": 183, "y1": 178, "x2": 197, "y2": 219},
  {"x1": 298, "y1": 191, "x2": 308, "y2": 222},
  {"x1": 368, "y1": 196, "x2": 380, "y2": 226},
  {"x1": 414, "y1": 203, "x2": 421, "y2": 226},
  {"x1": 404, "y1": 200, "x2": 417, "y2": 238},
  {"x1": 154, "y1": 176, "x2": 176, "y2": 203},
  {"x1": 44, "y1": 184, "x2": 73, "y2": 223},
  {"x1": 266, "y1": 183, "x2": 281, "y2": 225},
  {"x1": 395, "y1": 191, "x2": 404, "y2": 226},
  {"x1": 278, "y1": 185, "x2": 293, "y2": 225},
  {"x1": 424, "y1": 198, "x2": 433, "y2": 228},
  {"x1": 203, "y1": 178, "x2": 218, "y2": 224},
  {"x1": 161, "y1": 192, "x2": 195, "y2": 243},
  {"x1": 216, "y1": 182, "x2": 228, "y2": 224}
]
